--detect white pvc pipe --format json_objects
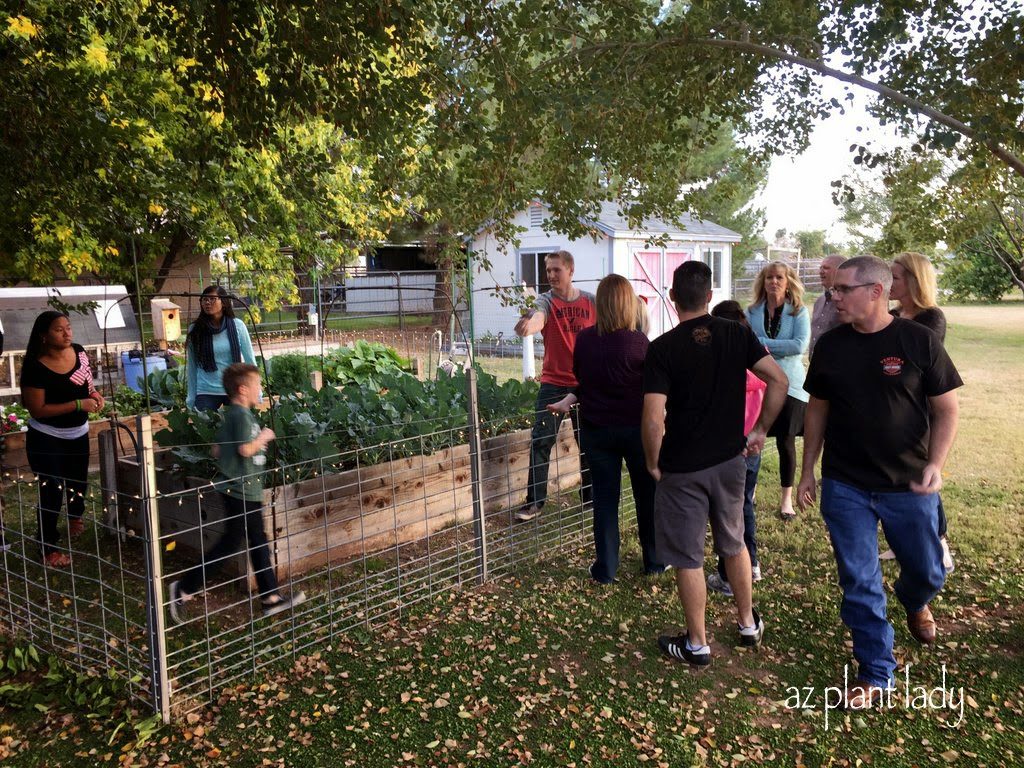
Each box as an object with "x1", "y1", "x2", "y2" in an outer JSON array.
[{"x1": 522, "y1": 333, "x2": 536, "y2": 380}]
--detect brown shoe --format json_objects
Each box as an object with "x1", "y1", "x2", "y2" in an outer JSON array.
[
  {"x1": 842, "y1": 679, "x2": 886, "y2": 709},
  {"x1": 907, "y1": 605, "x2": 936, "y2": 644}
]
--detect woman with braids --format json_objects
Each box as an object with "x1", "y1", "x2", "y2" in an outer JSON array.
[
  {"x1": 746, "y1": 261, "x2": 810, "y2": 520},
  {"x1": 185, "y1": 285, "x2": 257, "y2": 411},
  {"x1": 881, "y1": 251, "x2": 955, "y2": 573},
  {"x1": 20, "y1": 311, "x2": 104, "y2": 567}
]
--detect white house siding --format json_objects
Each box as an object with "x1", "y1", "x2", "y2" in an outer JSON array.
[
  {"x1": 469, "y1": 204, "x2": 737, "y2": 341},
  {"x1": 469, "y1": 209, "x2": 611, "y2": 340}
]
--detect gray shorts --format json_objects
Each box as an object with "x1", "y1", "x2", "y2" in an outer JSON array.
[{"x1": 654, "y1": 455, "x2": 746, "y2": 569}]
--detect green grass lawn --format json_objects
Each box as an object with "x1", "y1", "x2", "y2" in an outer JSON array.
[{"x1": 2, "y1": 304, "x2": 1022, "y2": 767}]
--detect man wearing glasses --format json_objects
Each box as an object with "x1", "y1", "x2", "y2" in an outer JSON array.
[{"x1": 796, "y1": 256, "x2": 962, "y2": 708}]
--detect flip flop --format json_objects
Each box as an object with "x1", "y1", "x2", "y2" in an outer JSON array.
[{"x1": 779, "y1": 509, "x2": 797, "y2": 521}]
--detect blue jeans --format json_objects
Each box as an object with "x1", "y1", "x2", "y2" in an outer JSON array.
[
  {"x1": 821, "y1": 478, "x2": 946, "y2": 688},
  {"x1": 579, "y1": 422, "x2": 661, "y2": 581},
  {"x1": 524, "y1": 383, "x2": 591, "y2": 510},
  {"x1": 194, "y1": 394, "x2": 230, "y2": 411},
  {"x1": 717, "y1": 452, "x2": 761, "y2": 580}
]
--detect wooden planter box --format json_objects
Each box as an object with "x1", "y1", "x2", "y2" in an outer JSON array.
[
  {"x1": 115, "y1": 421, "x2": 581, "y2": 580},
  {"x1": 0, "y1": 413, "x2": 169, "y2": 474}
]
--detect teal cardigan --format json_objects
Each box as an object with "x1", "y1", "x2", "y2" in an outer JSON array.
[
  {"x1": 745, "y1": 302, "x2": 810, "y2": 403},
  {"x1": 185, "y1": 318, "x2": 257, "y2": 407}
]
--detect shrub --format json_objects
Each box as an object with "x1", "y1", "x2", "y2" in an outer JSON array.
[{"x1": 267, "y1": 353, "x2": 316, "y2": 395}]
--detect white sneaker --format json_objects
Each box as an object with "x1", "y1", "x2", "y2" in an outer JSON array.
[
  {"x1": 706, "y1": 572, "x2": 734, "y2": 596},
  {"x1": 515, "y1": 504, "x2": 541, "y2": 522},
  {"x1": 752, "y1": 564, "x2": 762, "y2": 582},
  {"x1": 879, "y1": 548, "x2": 896, "y2": 561},
  {"x1": 167, "y1": 580, "x2": 191, "y2": 626},
  {"x1": 263, "y1": 590, "x2": 307, "y2": 618},
  {"x1": 941, "y1": 538, "x2": 955, "y2": 573}
]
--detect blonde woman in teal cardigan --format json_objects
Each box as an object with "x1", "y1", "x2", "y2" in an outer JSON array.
[{"x1": 746, "y1": 262, "x2": 810, "y2": 520}]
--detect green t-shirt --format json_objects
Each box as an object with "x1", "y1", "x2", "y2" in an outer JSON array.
[{"x1": 215, "y1": 404, "x2": 266, "y2": 501}]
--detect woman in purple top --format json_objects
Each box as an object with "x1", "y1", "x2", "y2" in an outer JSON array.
[{"x1": 548, "y1": 274, "x2": 663, "y2": 583}]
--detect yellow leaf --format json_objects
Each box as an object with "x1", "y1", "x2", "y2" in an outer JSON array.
[
  {"x1": 208, "y1": 110, "x2": 225, "y2": 128},
  {"x1": 82, "y1": 34, "x2": 109, "y2": 71},
  {"x1": 164, "y1": 540, "x2": 176, "y2": 551},
  {"x1": 148, "y1": 202, "x2": 165, "y2": 216},
  {"x1": 6, "y1": 15, "x2": 39, "y2": 40}
]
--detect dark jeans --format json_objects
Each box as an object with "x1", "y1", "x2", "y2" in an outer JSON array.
[
  {"x1": 580, "y1": 422, "x2": 660, "y2": 581},
  {"x1": 27, "y1": 428, "x2": 89, "y2": 556},
  {"x1": 180, "y1": 494, "x2": 279, "y2": 598},
  {"x1": 524, "y1": 383, "x2": 592, "y2": 510},
  {"x1": 194, "y1": 394, "x2": 230, "y2": 411},
  {"x1": 718, "y1": 452, "x2": 762, "y2": 581}
]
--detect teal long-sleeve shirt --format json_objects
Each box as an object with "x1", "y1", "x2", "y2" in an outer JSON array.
[{"x1": 185, "y1": 318, "x2": 256, "y2": 407}]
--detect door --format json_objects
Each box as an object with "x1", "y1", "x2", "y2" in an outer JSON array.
[{"x1": 631, "y1": 246, "x2": 693, "y2": 337}]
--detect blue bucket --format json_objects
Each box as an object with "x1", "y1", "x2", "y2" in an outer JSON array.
[{"x1": 122, "y1": 351, "x2": 168, "y2": 393}]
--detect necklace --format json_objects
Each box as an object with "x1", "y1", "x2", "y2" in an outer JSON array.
[{"x1": 764, "y1": 303, "x2": 783, "y2": 339}]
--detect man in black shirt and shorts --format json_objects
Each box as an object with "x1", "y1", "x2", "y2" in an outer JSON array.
[
  {"x1": 643, "y1": 262, "x2": 788, "y2": 665},
  {"x1": 797, "y1": 255, "x2": 962, "y2": 708}
]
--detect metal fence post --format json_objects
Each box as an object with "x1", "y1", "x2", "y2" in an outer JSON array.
[
  {"x1": 396, "y1": 271, "x2": 405, "y2": 330},
  {"x1": 137, "y1": 414, "x2": 171, "y2": 722},
  {"x1": 465, "y1": 367, "x2": 488, "y2": 584}
]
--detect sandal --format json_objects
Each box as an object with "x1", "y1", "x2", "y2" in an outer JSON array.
[
  {"x1": 69, "y1": 518, "x2": 86, "y2": 538},
  {"x1": 779, "y1": 509, "x2": 797, "y2": 521},
  {"x1": 44, "y1": 551, "x2": 72, "y2": 568}
]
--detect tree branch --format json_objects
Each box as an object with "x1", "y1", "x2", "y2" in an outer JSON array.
[
  {"x1": 555, "y1": 34, "x2": 1024, "y2": 179},
  {"x1": 690, "y1": 37, "x2": 1024, "y2": 179}
]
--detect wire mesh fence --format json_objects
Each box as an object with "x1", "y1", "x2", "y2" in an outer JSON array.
[
  {"x1": 0, "y1": 389, "x2": 610, "y2": 719},
  {"x1": 0, "y1": 455, "x2": 159, "y2": 711}
]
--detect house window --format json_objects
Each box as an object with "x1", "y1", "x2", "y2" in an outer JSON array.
[
  {"x1": 519, "y1": 251, "x2": 553, "y2": 293},
  {"x1": 701, "y1": 248, "x2": 723, "y2": 290}
]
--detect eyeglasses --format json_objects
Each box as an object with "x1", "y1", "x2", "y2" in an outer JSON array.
[
  {"x1": 830, "y1": 282, "x2": 876, "y2": 296},
  {"x1": 200, "y1": 296, "x2": 222, "y2": 303}
]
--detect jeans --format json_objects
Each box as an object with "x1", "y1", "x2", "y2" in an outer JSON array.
[
  {"x1": 180, "y1": 494, "x2": 279, "y2": 598},
  {"x1": 579, "y1": 422, "x2": 660, "y2": 581},
  {"x1": 27, "y1": 428, "x2": 90, "y2": 556},
  {"x1": 717, "y1": 452, "x2": 762, "y2": 581},
  {"x1": 524, "y1": 383, "x2": 591, "y2": 510},
  {"x1": 194, "y1": 394, "x2": 230, "y2": 411},
  {"x1": 820, "y1": 478, "x2": 946, "y2": 688}
]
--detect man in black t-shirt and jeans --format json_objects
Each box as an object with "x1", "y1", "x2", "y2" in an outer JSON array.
[
  {"x1": 798, "y1": 255, "x2": 962, "y2": 709},
  {"x1": 642, "y1": 262, "x2": 788, "y2": 666}
]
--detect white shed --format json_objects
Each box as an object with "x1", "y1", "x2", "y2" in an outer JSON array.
[{"x1": 468, "y1": 200, "x2": 742, "y2": 340}]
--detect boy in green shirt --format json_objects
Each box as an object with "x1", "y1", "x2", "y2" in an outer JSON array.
[{"x1": 168, "y1": 363, "x2": 305, "y2": 624}]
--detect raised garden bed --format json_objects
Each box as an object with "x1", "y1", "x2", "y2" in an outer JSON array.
[{"x1": 114, "y1": 422, "x2": 581, "y2": 579}]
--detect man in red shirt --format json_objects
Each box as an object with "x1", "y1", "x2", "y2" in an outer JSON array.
[{"x1": 514, "y1": 251, "x2": 596, "y2": 521}]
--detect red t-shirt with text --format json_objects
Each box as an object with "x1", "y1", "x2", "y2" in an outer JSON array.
[{"x1": 535, "y1": 290, "x2": 596, "y2": 387}]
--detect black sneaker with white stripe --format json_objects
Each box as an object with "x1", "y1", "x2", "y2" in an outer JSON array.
[
  {"x1": 658, "y1": 632, "x2": 711, "y2": 666},
  {"x1": 738, "y1": 608, "x2": 765, "y2": 647}
]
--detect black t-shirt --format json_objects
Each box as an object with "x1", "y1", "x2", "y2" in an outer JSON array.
[
  {"x1": 643, "y1": 315, "x2": 769, "y2": 473},
  {"x1": 19, "y1": 344, "x2": 92, "y2": 429},
  {"x1": 805, "y1": 319, "x2": 962, "y2": 491},
  {"x1": 890, "y1": 307, "x2": 947, "y2": 343}
]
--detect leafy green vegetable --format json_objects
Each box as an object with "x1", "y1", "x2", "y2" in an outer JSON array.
[{"x1": 156, "y1": 366, "x2": 539, "y2": 485}]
